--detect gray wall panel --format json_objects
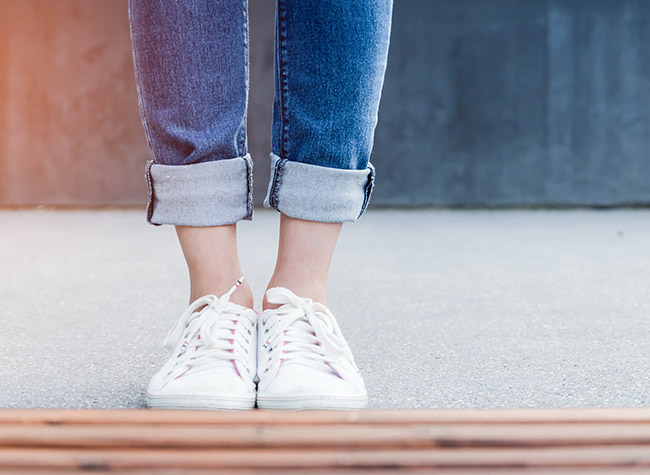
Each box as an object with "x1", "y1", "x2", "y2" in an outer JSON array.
[{"x1": 373, "y1": 0, "x2": 650, "y2": 206}]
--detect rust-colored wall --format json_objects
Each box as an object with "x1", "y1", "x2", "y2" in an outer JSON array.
[{"x1": 0, "y1": 0, "x2": 148, "y2": 205}]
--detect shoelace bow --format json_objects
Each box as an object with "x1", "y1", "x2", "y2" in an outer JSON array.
[
  {"x1": 163, "y1": 277, "x2": 253, "y2": 376},
  {"x1": 263, "y1": 288, "x2": 358, "y2": 375}
]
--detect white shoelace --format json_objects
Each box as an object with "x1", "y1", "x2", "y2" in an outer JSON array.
[
  {"x1": 163, "y1": 277, "x2": 254, "y2": 378},
  {"x1": 262, "y1": 288, "x2": 358, "y2": 377}
]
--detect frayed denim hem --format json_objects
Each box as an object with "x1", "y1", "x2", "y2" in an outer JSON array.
[
  {"x1": 145, "y1": 154, "x2": 254, "y2": 226},
  {"x1": 263, "y1": 153, "x2": 375, "y2": 223}
]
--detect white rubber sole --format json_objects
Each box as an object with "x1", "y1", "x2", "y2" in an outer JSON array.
[
  {"x1": 146, "y1": 392, "x2": 255, "y2": 411},
  {"x1": 256, "y1": 393, "x2": 368, "y2": 410}
]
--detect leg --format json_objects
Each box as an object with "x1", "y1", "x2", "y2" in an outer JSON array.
[
  {"x1": 128, "y1": 0, "x2": 256, "y2": 410},
  {"x1": 128, "y1": 0, "x2": 253, "y2": 306},
  {"x1": 264, "y1": 0, "x2": 393, "y2": 307},
  {"x1": 257, "y1": 0, "x2": 393, "y2": 410},
  {"x1": 264, "y1": 215, "x2": 341, "y2": 309},
  {"x1": 177, "y1": 225, "x2": 253, "y2": 308}
]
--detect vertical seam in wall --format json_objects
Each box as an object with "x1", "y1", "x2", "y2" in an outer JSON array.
[
  {"x1": 542, "y1": 0, "x2": 551, "y2": 199},
  {"x1": 277, "y1": 0, "x2": 289, "y2": 159}
]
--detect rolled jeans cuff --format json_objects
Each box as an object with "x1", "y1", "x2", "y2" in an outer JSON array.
[
  {"x1": 263, "y1": 153, "x2": 375, "y2": 223},
  {"x1": 145, "y1": 154, "x2": 253, "y2": 226}
]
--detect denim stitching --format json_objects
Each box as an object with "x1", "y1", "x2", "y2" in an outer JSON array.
[
  {"x1": 269, "y1": 157, "x2": 286, "y2": 210},
  {"x1": 238, "y1": 0, "x2": 250, "y2": 157},
  {"x1": 244, "y1": 154, "x2": 254, "y2": 220},
  {"x1": 357, "y1": 163, "x2": 376, "y2": 220},
  {"x1": 277, "y1": 0, "x2": 289, "y2": 158},
  {"x1": 127, "y1": 2, "x2": 160, "y2": 164},
  {"x1": 144, "y1": 160, "x2": 160, "y2": 226},
  {"x1": 130, "y1": 2, "x2": 162, "y2": 227}
]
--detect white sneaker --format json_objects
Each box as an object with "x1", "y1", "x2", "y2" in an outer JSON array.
[
  {"x1": 146, "y1": 277, "x2": 257, "y2": 410},
  {"x1": 257, "y1": 287, "x2": 368, "y2": 410}
]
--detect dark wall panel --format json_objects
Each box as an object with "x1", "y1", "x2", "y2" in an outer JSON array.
[{"x1": 374, "y1": 0, "x2": 650, "y2": 206}]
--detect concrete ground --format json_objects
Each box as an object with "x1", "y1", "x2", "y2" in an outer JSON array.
[{"x1": 1, "y1": 208, "x2": 649, "y2": 409}]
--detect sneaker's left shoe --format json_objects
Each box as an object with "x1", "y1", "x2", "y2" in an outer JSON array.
[
  {"x1": 257, "y1": 287, "x2": 368, "y2": 410},
  {"x1": 146, "y1": 277, "x2": 257, "y2": 410}
]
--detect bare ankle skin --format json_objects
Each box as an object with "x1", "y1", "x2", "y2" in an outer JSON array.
[
  {"x1": 263, "y1": 214, "x2": 342, "y2": 310},
  {"x1": 176, "y1": 224, "x2": 254, "y2": 309}
]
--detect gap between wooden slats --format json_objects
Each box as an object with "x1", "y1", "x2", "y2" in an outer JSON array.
[{"x1": 1, "y1": 447, "x2": 650, "y2": 470}]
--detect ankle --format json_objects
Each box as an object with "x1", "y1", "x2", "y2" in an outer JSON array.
[
  {"x1": 263, "y1": 275, "x2": 328, "y2": 310},
  {"x1": 190, "y1": 274, "x2": 254, "y2": 309}
]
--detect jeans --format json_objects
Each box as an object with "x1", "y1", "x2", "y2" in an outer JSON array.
[{"x1": 127, "y1": 0, "x2": 393, "y2": 225}]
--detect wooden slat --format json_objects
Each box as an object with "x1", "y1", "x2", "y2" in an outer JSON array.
[
  {"x1": 4, "y1": 408, "x2": 650, "y2": 426},
  {"x1": 1, "y1": 470, "x2": 646, "y2": 475},
  {"x1": 9, "y1": 471, "x2": 619, "y2": 475},
  {"x1": 2, "y1": 447, "x2": 650, "y2": 471},
  {"x1": 2, "y1": 423, "x2": 650, "y2": 449},
  {"x1": 2, "y1": 409, "x2": 650, "y2": 472}
]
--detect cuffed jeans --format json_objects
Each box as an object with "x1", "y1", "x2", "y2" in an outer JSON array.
[{"x1": 127, "y1": 0, "x2": 392, "y2": 226}]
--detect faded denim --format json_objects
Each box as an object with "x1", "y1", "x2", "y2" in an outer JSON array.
[{"x1": 128, "y1": 0, "x2": 392, "y2": 225}]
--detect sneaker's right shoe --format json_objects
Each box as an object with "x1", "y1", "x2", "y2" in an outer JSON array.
[
  {"x1": 256, "y1": 287, "x2": 368, "y2": 410},
  {"x1": 146, "y1": 277, "x2": 257, "y2": 410}
]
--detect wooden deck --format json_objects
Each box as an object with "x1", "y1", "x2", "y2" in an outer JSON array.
[{"x1": 2, "y1": 408, "x2": 650, "y2": 473}]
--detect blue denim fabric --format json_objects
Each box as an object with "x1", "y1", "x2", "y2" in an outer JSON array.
[{"x1": 128, "y1": 0, "x2": 392, "y2": 226}]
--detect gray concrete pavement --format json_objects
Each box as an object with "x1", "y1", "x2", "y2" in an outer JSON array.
[{"x1": 1, "y1": 208, "x2": 650, "y2": 409}]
